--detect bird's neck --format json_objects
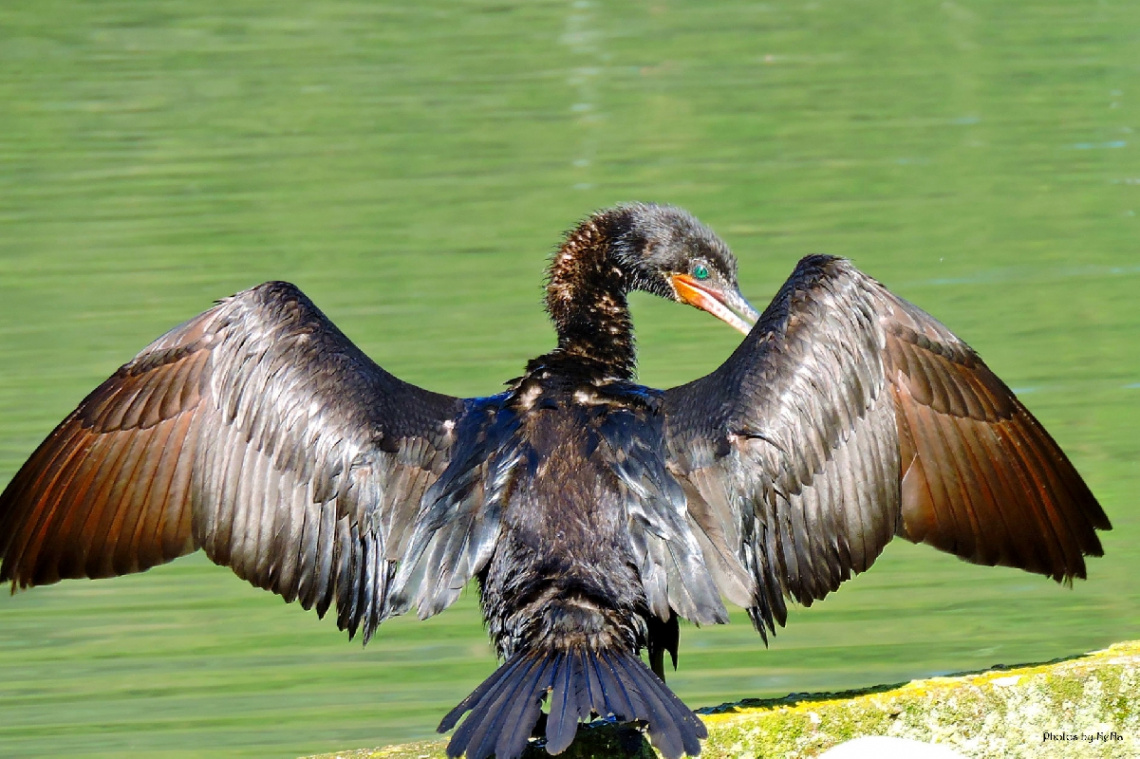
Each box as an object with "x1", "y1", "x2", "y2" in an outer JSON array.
[{"x1": 541, "y1": 216, "x2": 636, "y2": 381}]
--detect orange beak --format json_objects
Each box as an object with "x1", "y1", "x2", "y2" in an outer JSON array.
[{"x1": 671, "y1": 274, "x2": 759, "y2": 336}]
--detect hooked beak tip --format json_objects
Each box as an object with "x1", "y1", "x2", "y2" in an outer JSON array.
[
  {"x1": 672, "y1": 274, "x2": 758, "y2": 337},
  {"x1": 725, "y1": 296, "x2": 758, "y2": 336}
]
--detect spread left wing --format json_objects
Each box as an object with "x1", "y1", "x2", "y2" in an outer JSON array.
[
  {"x1": 0, "y1": 282, "x2": 477, "y2": 643},
  {"x1": 663, "y1": 255, "x2": 1110, "y2": 640}
]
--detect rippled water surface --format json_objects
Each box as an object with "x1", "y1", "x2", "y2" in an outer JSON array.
[{"x1": 1, "y1": 1, "x2": 1138, "y2": 756}]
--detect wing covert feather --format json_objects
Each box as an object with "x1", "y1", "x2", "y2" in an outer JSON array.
[
  {"x1": 0, "y1": 281, "x2": 466, "y2": 642},
  {"x1": 664, "y1": 255, "x2": 1109, "y2": 638}
]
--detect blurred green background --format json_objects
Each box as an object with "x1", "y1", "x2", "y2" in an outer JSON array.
[{"x1": 1, "y1": 1, "x2": 1137, "y2": 757}]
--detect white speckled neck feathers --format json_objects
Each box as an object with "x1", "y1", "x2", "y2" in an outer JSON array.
[{"x1": 542, "y1": 213, "x2": 636, "y2": 380}]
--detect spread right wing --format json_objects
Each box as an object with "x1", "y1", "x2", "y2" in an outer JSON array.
[
  {"x1": 663, "y1": 256, "x2": 1110, "y2": 639},
  {"x1": 0, "y1": 281, "x2": 469, "y2": 643}
]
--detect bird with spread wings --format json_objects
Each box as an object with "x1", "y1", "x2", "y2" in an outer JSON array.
[{"x1": 0, "y1": 205, "x2": 1109, "y2": 759}]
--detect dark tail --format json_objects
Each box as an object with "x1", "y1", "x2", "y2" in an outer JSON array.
[{"x1": 438, "y1": 647, "x2": 707, "y2": 759}]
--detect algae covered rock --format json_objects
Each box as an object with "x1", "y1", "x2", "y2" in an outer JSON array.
[{"x1": 697, "y1": 641, "x2": 1138, "y2": 758}]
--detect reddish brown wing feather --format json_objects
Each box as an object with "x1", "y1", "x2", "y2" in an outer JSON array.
[
  {"x1": 883, "y1": 294, "x2": 1108, "y2": 581},
  {"x1": 0, "y1": 335, "x2": 210, "y2": 588},
  {"x1": 663, "y1": 255, "x2": 1109, "y2": 638},
  {"x1": 0, "y1": 283, "x2": 463, "y2": 646}
]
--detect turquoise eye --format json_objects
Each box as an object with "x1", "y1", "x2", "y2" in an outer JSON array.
[{"x1": 693, "y1": 264, "x2": 710, "y2": 280}]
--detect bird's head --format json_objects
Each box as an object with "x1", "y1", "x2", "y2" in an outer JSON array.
[{"x1": 604, "y1": 203, "x2": 759, "y2": 336}]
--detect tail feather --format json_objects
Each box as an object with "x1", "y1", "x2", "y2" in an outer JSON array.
[
  {"x1": 613, "y1": 650, "x2": 705, "y2": 757},
  {"x1": 592, "y1": 651, "x2": 638, "y2": 720},
  {"x1": 608, "y1": 650, "x2": 677, "y2": 757},
  {"x1": 439, "y1": 648, "x2": 707, "y2": 759},
  {"x1": 581, "y1": 648, "x2": 608, "y2": 716},
  {"x1": 454, "y1": 653, "x2": 547, "y2": 759},
  {"x1": 545, "y1": 653, "x2": 581, "y2": 753},
  {"x1": 439, "y1": 652, "x2": 530, "y2": 733},
  {"x1": 493, "y1": 654, "x2": 556, "y2": 759}
]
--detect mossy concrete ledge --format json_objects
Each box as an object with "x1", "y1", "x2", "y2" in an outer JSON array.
[{"x1": 305, "y1": 641, "x2": 1139, "y2": 759}]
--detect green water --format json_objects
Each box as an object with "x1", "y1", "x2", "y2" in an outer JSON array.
[{"x1": 1, "y1": 1, "x2": 1137, "y2": 756}]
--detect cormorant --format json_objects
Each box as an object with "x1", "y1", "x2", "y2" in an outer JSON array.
[{"x1": 0, "y1": 204, "x2": 1110, "y2": 759}]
